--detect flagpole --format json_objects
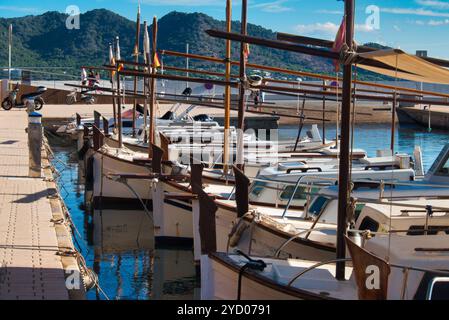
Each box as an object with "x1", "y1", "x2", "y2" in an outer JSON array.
[
  {"x1": 143, "y1": 20, "x2": 150, "y2": 144},
  {"x1": 132, "y1": 4, "x2": 141, "y2": 138},
  {"x1": 116, "y1": 36, "x2": 123, "y2": 148},
  {"x1": 336, "y1": 0, "x2": 355, "y2": 281},
  {"x1": 110, "y1": 43, "x2": 118, "y2": 130},
  {"x1": 8, "y1": 24, "x2": 12, "y2": 82},
  {"x1": 186, "y1": 43, "x2": 190, "y2": 89},
  {"x1": 236, "y1": 0, "x2": 248, "y2": 170},
  {"x1": 223, "y1": 0, "x2": 232, "y2": 178},
  {"x1": 149, "y1": 16, "x2": 158, "y2": 154}
]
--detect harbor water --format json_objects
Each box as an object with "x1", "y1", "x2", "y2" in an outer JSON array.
[
  {"x1": 49, "y1": 142, "x2": 200, "y2": 300},
  {"x1": 48, "y1": 123, "x2": 448, "y2": 300},
  {"x1": 280, "y1": 123, "x2": 449, "y2": 170}
]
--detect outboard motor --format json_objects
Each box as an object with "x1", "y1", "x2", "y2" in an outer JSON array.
[
  {"x1": 182, "y1": 87, "x2": 192, "y2": 96},
  {"x1": 159, "y1": 111, "x2": 176, "y2": 120},
  {"x1": 306, "y1": 124, "x2": 322, "y2": 142},
  {"x1": 193, "y1": 114, "x2": 213, "y2": 122}
]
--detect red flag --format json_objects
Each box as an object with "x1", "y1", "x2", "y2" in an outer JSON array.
[
  {"x1": 243, "y1": 43, "x2": 250, "y2": 62},
  {"x1": 332, "y1": 17, "x2": 346, "y2": 72}
]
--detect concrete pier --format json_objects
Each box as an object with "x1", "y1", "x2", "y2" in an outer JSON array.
[
  {"x1": 0, "y1": 109, "x2": 84, "y2": 300},
  {"x1": 397, "y1": 105, "x2": 449, "y2": 130}
]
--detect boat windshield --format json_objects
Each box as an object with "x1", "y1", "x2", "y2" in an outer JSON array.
[
  {"x1": 280, "y1": 186, "x2": 320, "y2": 201},
  {"x1": 250, "y1": 181, "x2": 266, "y2": 197},
  {"x1": 308, "y1": 196, "x2": 330, "y2": 217},
  {"x1": 436, "y1": 156, "x2": 449, "y2": 176}
]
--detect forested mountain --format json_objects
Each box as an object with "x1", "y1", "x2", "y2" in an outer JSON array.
[{"x1": 0, "y1": 9, "x2": 384, "y2": 80}]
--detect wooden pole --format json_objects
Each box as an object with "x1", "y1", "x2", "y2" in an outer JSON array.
[
  {"x1": 223, "y1": 0, "x2": 232, "y2": 176},
  {"x1": 186, "y1": 43, "x2": 190, "y2": 89},
  {"x1": 336, "y1": 0, "x2": 354, "y2": 281},
  {"x1": 391, "y1": 92, "x2": 397, "y2": 152},
  {"x1": 293, "y1": 96, "x2": 306, "y2": 151},
  {"x1": 132, "y1": 4, "x2": 141, "y2": 137},
  {"x1": 109, "y1": 43, "x2": 118, "y2": 130},
  {"x1": 236, "y1": 0, "x2": 248, "y2": 169},
  {"x1": 8, "y1": 24, "x2": 12, "y2": 82},
  {"x1": 149, "y1": 16, "x2": 158, "y2": 154},
  {"x1": 116, "y1": 67, "x2": 123, "y2": 148},
  {"x1": 322, "y1": 80, "x2": 326, "y2": 144},
  {"x1": 116, "y1": 37, "x2": 123, "y2": 148},
  {"x1": 112, "y1": 85, "x2": 117, "y2": 130},
  {"x1": 143, "y1": 21, "x2": 149, "y2": 144}
]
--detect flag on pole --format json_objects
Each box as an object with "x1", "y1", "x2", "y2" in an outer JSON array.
[
  {"x1": 243, "y1": 43, "x2": 250, "y2": 62},
  {"x1": 332, "y1": 17, "x2": 346, "y2": 72},
  {"x1": 116, "y1": 36, "x2": 124, "y2": 71},
  {"x1": 109, "y1": 44, "x2": 116, "y2": 81},
  {"x1": 153, "y1": 52, "x2": 161, "y2": 68},
  {"x1": 143, "y1": 23, "x2": 151, "y2": 66}
]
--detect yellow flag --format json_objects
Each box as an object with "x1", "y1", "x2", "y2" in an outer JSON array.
[{"x1": 154, "y1": 52, "x2": 161, "y2": 68}]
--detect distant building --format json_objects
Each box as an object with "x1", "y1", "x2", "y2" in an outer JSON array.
[{"x1": 416, "y1": 50, "x2": 428, "y2": 58}]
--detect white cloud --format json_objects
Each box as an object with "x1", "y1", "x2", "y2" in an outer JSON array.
[
  {"x1": 139, "y1": 0, "x2": 223, "y2": 6},
  {"x1": 0, "y1": 6, "x2": 41, "y2": 13},
  {"x1": 355, "y1": 24, "x2": 376, "y2": 32},
  {"x1": 294, "y1": 21, "x2": 375, "y2": 37},
  {"x1": 315, "y1": 9, "x2": 344, "y2": 15},
  {"x1": 428, "y1": 18, "x2": 449, "y2": 25},
  {"x1": 381, "y1": 7, "x2": 449, "y2": 17},
  {"x1": 294, "y1": 22, "x2": 340, "y2": 35},
  {"x1": 250, "y1": 1, "x2": 292, "y2": 13},
  {"x1": 393, "y1": 25, "x2": 402, "y2": 31},
  {"x1": 415, "y1": 0, "x2": 449, "y2": 9},
  {"x1": 411, "y1": 17, "x2": 449, "y2": 25}
]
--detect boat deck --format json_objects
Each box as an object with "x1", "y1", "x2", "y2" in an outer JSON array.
[{"x1": 0, "y1": 109, "x2": 82, "y2": 300}]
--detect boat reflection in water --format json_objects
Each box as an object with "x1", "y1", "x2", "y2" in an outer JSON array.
[
  {"x1": 91, "y1": 209, "x2": 199, "y2": 300},
  {"x1": 93, "y1": 209, "x2": 155, "y2": 251}
]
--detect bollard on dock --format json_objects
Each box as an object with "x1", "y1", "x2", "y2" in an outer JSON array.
[{"x1": 28, "y1": 111, "x2": 43, "y2": 178}]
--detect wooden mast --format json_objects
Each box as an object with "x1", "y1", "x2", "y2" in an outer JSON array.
[
  {"x1": 149, "y1": 16, "x2": 158, "y2": 155},
  {"x1": 132, "y1": 4, "x2": 141, "y2": 138},
  {"x1": 115, "y1": 36, "x2": 123, "y2": 148},
  {"x1": 236, "y1": 0, "x2": 248, "y2": 169},
  {"x1": 223, "y1": 0, "x2": 232, "y2": 177},
  {"x1": 336, "y1": 0, "x2": 355, "y2": 281},
  {"x1": 143, "y1": 20, "x2": 150, "y2": 144},
  {"x1": 390, "y1": 91, "x2": 397, "y2": 152},
  {"x1": 110, "y1": 42, "x2": 118, "y2": 130}
]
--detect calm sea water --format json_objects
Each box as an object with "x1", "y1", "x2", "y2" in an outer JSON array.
[
  {"x1": 49, "y1": 144, "x2": 199, "y2": 300},
  {"x1": 49, "y1": 123, "x2": 448, "y2": 300},
  {"x1": 280, "y1": 123, "x2": 449, "y2": 171}
]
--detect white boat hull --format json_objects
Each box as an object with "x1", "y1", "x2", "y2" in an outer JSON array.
[{"x1": 91, "y1": 149, "x2": 154, "y2": 210}]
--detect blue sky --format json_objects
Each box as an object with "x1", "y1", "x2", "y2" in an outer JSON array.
[{"x1": 1, "y1": 0, "x2": 449, "y2": 58}]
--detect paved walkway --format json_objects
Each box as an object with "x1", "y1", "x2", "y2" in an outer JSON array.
[{"x1": 0, "y1": 109, "x2": 69, "y2": 300}]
